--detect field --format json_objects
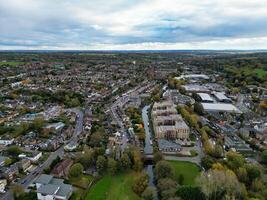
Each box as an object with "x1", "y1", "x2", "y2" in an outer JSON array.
[
  {"x1": 0, "y1": 61, "x2": 24, "y2": 66},
  {"x1": 254, "y1": 68, "x2": 267, "y2": 79},
  {"x1": 85, "y1": 172, "x2": 141, "y2": 200},
  {"x1": 168, "y1": 161, "x2": 201, "y2": 185}
]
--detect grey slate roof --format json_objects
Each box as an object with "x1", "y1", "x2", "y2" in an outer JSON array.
[
  {"x1": 56, "y1": 183, "x2": 72, "y2": 197},
  {"x1": 37, "y1": 184, "x2": 59, "y2": 195},
  {"x1": 34, "y1": 174, "x2": 53, "y2": 185}
]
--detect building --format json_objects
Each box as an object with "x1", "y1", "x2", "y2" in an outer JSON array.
[
  {"x1": 19, "y1": 151, "x2": 42, "y2": 163},
  {"x1": 175, "y1": 74, "x2": 209, "y2": 81},
  {"x1": 0, "y1": 138, "x2": 14, "y2": 146},
  {"x1": 201, "y1": 103, "x2": 242, "y2": 114},
  {"x1": 182, "y1": 84, "x2": 210, "y2": 93},
  {"x1": 152, "y1": 101, "x2": 189, "y2": 139},
  {"x1": 35, "y1": 174, "x2": 72, "y2": 200},
  {"x1": 0, "y1": 163, "x2": 18, "y2": 181},
  {"x1": 51, "y1": 159, "x2": 73, "y2": 177},
  {"x1": 197, "y1": 93, "x2": 214, "y2": 103},
  {"x1": 18, "y1": 159, "x2": 31, "y2": 172},
  {"x1": 44, "y1": 122, "x2": 65, "y2": 133},
  {"x1": 0, "y1": 179, "x2": 7, "y2": 193},
  {"x1": 213, "y1": 92, "x2": 232, "y2": 103}
]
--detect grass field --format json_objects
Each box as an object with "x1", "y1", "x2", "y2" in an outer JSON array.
[
  {"x1": 85, "y1": 172, "x2": 141, "y2": 200},
  {"x1": 168, "y1": 161, "x2": 201, "y2": 185},
  {"x1": 254, "y1": 68, "x2": 267, "y2": 79},
  {"x1": 0, "y1": 61, "x2": 24, "y2": 66}
]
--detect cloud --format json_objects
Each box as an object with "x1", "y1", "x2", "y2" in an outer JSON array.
[{"x1": 0, "y1": 0, "x2": 267, "y2": 50}]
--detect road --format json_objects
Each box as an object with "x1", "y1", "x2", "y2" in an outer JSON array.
[
  {"x1": 0, "y1": 108, "x2": 84, "y2": 200},
  {"x1": 142, "y1": 105, "x2": 153, "y2": 155}
]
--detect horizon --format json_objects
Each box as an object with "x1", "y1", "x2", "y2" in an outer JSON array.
[{"x1": 1, "y1": 0, "x2": 267, "y2": 50}]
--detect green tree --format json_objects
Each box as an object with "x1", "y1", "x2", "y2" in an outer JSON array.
[
  {"x1": 132, "y1": 172, "x2": 148, "y2": 196},
  {"x1": 79, "y1": 148, "x2": 95, "y2": 168},
  {"x1": 69, "y1": 163, "x2": 83, "y2": 178},
  {"x1": 96, "y1": 155, "x2": 106, "y2": 174},
  {"x1": 141, "y1": 186, "x2": 157, "y2": 200},
  {"x1": 176, "y1": 185, "x2": 205, "y2": 200},
  {"x1": 157, "y1": 178, "x2": 177, "y2": 194},
  {"x1": 245, "y1": 164, "x2": 261, "y2": 184},
  {"x1": 7, "y1": 146, "x2": 22, "y2": 156},
  {"x1": 120, "y1": 153, "x2": 131, "y2": 170},
  {"x1": 194, "y1": 102, "x2": 204, "y2": 115},
  {"x1": 226, "y1": 151, "x2": 245, "y2": 170},
  {"x1": 153, "y1": 151, "x2": 163, "y2": 164},
  {"x1": 178, "y1": 174, "x2": 184, "y2": 185},
  {"x1": 107, "y1": 158, "x2": 117, "y2": 175},
  {"x1": 155, "y1": 161, "x2": 174, "y2": 180},
  {"x1": 261, "y1": 150, "x2": 267, "y2": 164}
]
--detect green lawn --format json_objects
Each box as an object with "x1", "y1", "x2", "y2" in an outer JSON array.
[
  {"x1": 254, "y1": 68, "x2": 267, "y2": 79},
  {"x1": 168, "y1": 161, "x2": 201, "y2": 185},
  {"x1": 85, "y1": 172, "x2": 141, "y2": 200},
  {"x1": 0, "y1": 61, "x2": 24, "y2": 66},
  {"x1": 69, "y1": 175, "x2": 94, "y2": 189}
]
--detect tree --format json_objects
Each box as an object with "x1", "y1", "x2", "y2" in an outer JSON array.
[
  {"x1": 261, "y1": 150, "x2": 267, "y2": 164},
  {"x1": 157, "y1": 178, "x2": 178, "y2": 193},
  {"x1": 96, "y1": 155, "x2": 106, "y2": 174},
  {"x1": 141, "y1": 186, "x2": 157, "y2": 200},
  {"x1": 212, "y1": 144, "x2": 223, "y2": 158},
  {"x1": 12, "y1": 184, "x2": 25, "y2": 199},
  {"x1": 132, "y1": 149, "x2": 143, "y2": 172},
  {"x1": 201, "y1": 156, "x2": 214, "y2": 170},
  {"x1": 132, "y1": 172, "x2": 148, "y2": 196},
  {"x1": 178, "y1": 174, "x2": 184, "y2": 185},
  {"x1": 226, "y1": 151, "x2": 245, "y2": 170},
  {"x1": 7, "y1": 146, "x2": 22, "y2": 156},
  {"x1": 153, "y1": 151, "x2": 163, "y2": 164},
  {"x1": 155, "y1": 161, "x2": 173, "y2": 180},
  {"x1": 107, "y1": 158, "x2": 117, "y2": 175},
  {"x1": 236, "y1": 167, "x2": 248, "y2": 183},
  {"x1": 194, "y1": 103, "x2": 204, "y2": 115},
  {"x1": 79, "y1": 148, "x2": 95, "y2": 168},
  {"x1": 120, "y1": 153, "x2": 131, "y2": 170},
  {"x1": 176, "y1": 185, "x2": 205, "y2": 200},
  {"x1": 69, "y1": 163, "x2": 83, "y2": 178},
  {"x1": 244, "y1": 164, "x2": 261, "y2": 184},
  {"x1": 196, "y1": 169, "x2": 244, "y2": 200}
]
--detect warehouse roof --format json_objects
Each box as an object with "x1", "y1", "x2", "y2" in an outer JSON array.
[{"x1": 201, "y1": 103, "x2": 242, "y2": 113}]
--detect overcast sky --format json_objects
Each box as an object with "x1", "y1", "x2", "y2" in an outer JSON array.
[{"x1": 1, "y1": 0, "x2": 267, "y2": 50}]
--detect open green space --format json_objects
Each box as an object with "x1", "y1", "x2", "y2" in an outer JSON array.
[
  {"x1": 168, "y1": 160, "x2": 201, "y2": 185},
  {"x1": 85, "y1": 172, "x2": 141, "y2": 200},
  {"x1": 0, "y1": 61, "x2": 25, "y2": 66},
  {"x1": 69, "y1": 175, "x2": 94, "y2": 189},
  {"x1": 254, "y1": 68, "x2": 267, "y2": 79}
]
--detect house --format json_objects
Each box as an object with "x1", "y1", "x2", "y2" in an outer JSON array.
[
  {"x1": 44, "y1": 122, "x2": 65, "y2": 133},
  {"x1": 51, "y1": 159, "x2": 73, "y2": 177},
  {"x1": 0, "y1": 163, "x2": 19, "y2": 181},
  {"x1": 0, "y1": 138, "x2": 14, "y2": 146},
  {"x1": 0, "y1": 179, "x2": 7, "y2": 193},
  {"x1": 18, "y1": 159, "x2": 31, "y2": 172},
  {"x1": 35, "y1": 174, "x2": 73, "y2": 200},
  {"x1": 19, "y1": 151, "x2": 42, "y2": 163}
]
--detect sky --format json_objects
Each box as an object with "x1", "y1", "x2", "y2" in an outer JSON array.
[{"x1": 1, "y1": 0, "x2": 267, "y2": 50}]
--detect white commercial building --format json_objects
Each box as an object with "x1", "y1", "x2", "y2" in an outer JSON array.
[{"x1": 201, "y1": 103, "x2": 242, "y2": 114}]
